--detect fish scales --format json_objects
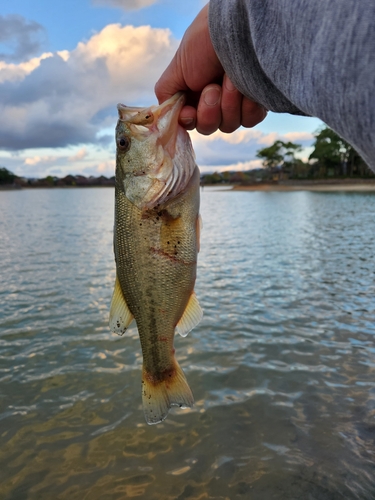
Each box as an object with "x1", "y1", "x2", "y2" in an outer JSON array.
[
  {"x1": 110, "y1": 93, "x2": 203, "y2": 424},
  {"x1": 114, "y1": 169, "x2": 199, "y2": 377}
]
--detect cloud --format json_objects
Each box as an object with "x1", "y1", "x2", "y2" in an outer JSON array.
[
  {"x1": 283, "y1": 131, "x2": 314, "y2": 142},
  {"x1": 68, "y1": 148, "x2": 88, "y2": 162},
  {"x1": 200, "y1": 159, "x2": 263, "y2": 174},
  {"x1": 191, "y1": 128, "x2": 263, "y2": 145},
  {"x1": 96, "y1": 160, "x2": 116, "y2": 175},
  {"x1": 190, "y1": 128, "x2": 314, "y2": 169},
  {"x1": 0, "y1": 23, "x2": 178, "y2": 151},
  {"x1": 190, "y1": 129, "x2": 263, "y2": 167},
  {"x1": 2, "y1": 123, "x2": 314, "y2": 178},
  {"x1": 1, "y1": 144, "x2": 114, "y2": 178},
  {"x1": 0, "y1": 15, "x2": 47, "y2": 62},
  {"x1": 0, "y1": 52, "x2": 53, "y2": 84},
  {"x1": 92, "y1": 0, "x2": 158, "y2": 9},
  {"x1": 0, "y1": 22, "x2": 316, "y2": 179},
  {"x1": 24, "y1": 154, "x2": 58, "y2": 166}
]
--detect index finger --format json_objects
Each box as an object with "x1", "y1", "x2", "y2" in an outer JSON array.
[{"x1": 154, "y1": 53, "x2": 187, "y2": 104}]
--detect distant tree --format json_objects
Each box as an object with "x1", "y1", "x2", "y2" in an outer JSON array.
[
  {"x1": 0, "y1": 167, "x2": 16, "y2": 184},
  {"x1": 201, "y1": 172, "x2": 222, "y2": 184},
  {"x1": 256, "y1": 140, "x2": 302, "y2": 170},
  {"x1": 256, "y1": 142, "x2": 283, "y2": 169},
  {"x1": 45, "y1": 175, "x2": 55, "y2": 185},
  {"x1": 38, "y1": 175, "x2": 55, "y2": 186},
  {"x1": 309, "y1": 127, "x2": 367, "y2": 176},
  {"x1": 221, "y1": 171, "x2": 231, "y2": 183},
  {"x1": 230, "y1": 171, "x2": 248, "y2": 183},
  {"x1": 345, "y1": 147, "x2": 368, "y2": 177}
]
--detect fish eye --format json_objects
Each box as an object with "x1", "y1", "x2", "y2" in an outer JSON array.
[{"x1": 117, "y1": 135, "x2": 130, "y2": 151}]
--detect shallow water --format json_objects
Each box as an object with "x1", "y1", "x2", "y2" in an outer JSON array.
[{"x1": 1, "y1": 187, "x2": 375, "y2": 499}]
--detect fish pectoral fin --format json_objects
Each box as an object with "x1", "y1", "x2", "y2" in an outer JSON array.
[
  {"x1": 175, "y1": 292, "x2": 203, "y2": 337},
  {"x1": 142, "y1": 361, "x2": 194, "y2": 425},
  {"x1": 109, "y1": 274, "x2": 134, "y2": 336}
]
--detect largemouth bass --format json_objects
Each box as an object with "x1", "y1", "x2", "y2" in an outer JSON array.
[{"x1": 109, "y1": 92, "x2": 202, "y2": 425}]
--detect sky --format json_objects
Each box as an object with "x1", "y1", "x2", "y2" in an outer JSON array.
[{"x1": 0, "y1": 0, "x2": 323, "y2": 178}]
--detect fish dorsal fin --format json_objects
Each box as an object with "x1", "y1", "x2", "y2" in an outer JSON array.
[
  {"x1": 109, "y1": 274, "x2": 134, "y2": 336},
  {"x1": 175, "y1": 292, "x2": 203, "y2": 337}
]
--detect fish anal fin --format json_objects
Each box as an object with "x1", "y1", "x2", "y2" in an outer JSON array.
[
  {"x1": 109, "y1": 274, "x2": 134, "y2": 336},
  {"x1": 142, "y1": 361, "x2": 194, "y2": 425},
  {"x1": 175, "y1": 292, "x2": 203, "y2": 338}
]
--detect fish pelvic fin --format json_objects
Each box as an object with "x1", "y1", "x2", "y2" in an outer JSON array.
[
  {"x1": 142, "y1": 360, "x2": 194, "y2": 425},
  {"x1": 109, "y1": 273, "x2": 134, "y2": 335},
  {"x1": 175, "y1": 292, "x2": 203, "y2": 338}
]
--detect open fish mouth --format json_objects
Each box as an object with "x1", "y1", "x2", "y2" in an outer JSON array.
[
  {"x1": 117, "y1": 92, "x2": 188, "y2": 177},
  {"x1": 116, "y1": 92, "x2": 195, "y2": 211},
  {"x1": 117, "y1": 92, "x2": 186, "y2": 153}
]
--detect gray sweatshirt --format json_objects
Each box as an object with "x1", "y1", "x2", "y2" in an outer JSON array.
[{"x1": 209, "y1": 0, "x2": 375, "y2": 169}]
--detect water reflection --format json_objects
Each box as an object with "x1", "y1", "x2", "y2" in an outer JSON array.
[{"x1": 1, "y1": 188, "x2": 375, "y2": 498}]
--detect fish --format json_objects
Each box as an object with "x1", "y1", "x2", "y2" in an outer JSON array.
[{"x1": 109, "y1": 92, "x2": 203, "y2": 425}]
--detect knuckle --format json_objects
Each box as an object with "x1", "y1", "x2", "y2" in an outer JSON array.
[{"x1": 219, "y1": 122, "x2": 237, "y2": 133}]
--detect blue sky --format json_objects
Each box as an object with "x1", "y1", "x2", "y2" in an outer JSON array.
[{"x1": 0, "y1": 0, "x2": 322, "y2": 177}]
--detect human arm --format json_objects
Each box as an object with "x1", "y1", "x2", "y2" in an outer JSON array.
[
  {"x1": 209, "y1": 0, "x2": 375, "y2": 169},
  {"x1": 154, "y1": 3, "x2": 268, "y2": 135},
  {"x1": 156, "y1": 0, "x2": 375, "y2": 170}
]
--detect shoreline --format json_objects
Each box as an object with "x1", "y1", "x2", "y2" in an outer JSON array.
[
  {"x1": 2, "y1": 179, "x2": 375, "y2": 193},
  {"x1": 229, "y1": 179, "x2": 375, "y2": 193},
  {"x1": 0, "y1": 184, "x2": 114, "y2": 191}
]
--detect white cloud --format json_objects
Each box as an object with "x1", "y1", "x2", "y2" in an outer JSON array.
[
  {"x1": 283, "y1": 131, "x2": 314, "y2": 142},
  {"x1": 0, "y1": 52, "x2": 53, "y2": 83},
  {"x1": 189, "y1": 127, "x2": 314, "y2": 169},
  {"x1": 96, "y1": 160, "x2": 116, "y2": 175},
  {"x1": 3, "y1": 145, "x2": 113, "y2": 178},
  {"x1": 24, "y1": 154, "x2": 58, "y2": 166},
  {"x1": 68, "y1": 148, "x2": 88, "y2": 162},
  {"x1": 92, "y1": 0, "x2": 158, "y2": 9},
  {"x1": 257, "y1": 132, "x2": 279, "y2": 145},
  {"x1": 190, "y1": 128, "x2": 263, "y2": 145},
  {"x1": 200, "y1": 159, "x2": 263, "y2": 174},
  {"x1": 56, "y1": 50, "x2": 69, "y2": 62},
  {"x1": 0, "y1": 23, "x2": 316, "y2": 180},
  {"x1": 0, "y1": 23, "x2": 178, "y2": 151}
]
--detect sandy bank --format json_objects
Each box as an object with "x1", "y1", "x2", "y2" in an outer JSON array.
[{"x1": 231, "y1": 180, "x2": 375, "y2": 192}]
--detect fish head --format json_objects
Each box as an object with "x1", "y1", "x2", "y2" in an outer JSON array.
[{"x1": 116, "y1": 92, "x2": 196, "y2": 210}]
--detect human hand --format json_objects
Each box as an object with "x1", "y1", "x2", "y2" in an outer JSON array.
[{"x1": 154, "y1": 3, "x2": 267, "y2": 135}]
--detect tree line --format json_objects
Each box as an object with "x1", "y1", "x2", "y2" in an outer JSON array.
[
  {"x1": 202, "y1": 126, "x2": 374, "y2": 185},
  {"x1": 0, "y1": 168, "x2": 115, "y2": 187},
  {"x1": 2, "y1": 126, "x2": 374, "y2": 187},
  {"x1": 256, "y1": 126, "x2": 372, "y2": 179}
]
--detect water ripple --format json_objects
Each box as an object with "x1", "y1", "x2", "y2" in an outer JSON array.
[{"x1": 1, "y1": 188, "x2": 375, "y2": 499}]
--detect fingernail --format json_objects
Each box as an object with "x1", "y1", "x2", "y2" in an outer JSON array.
[
  {"x1": 224, "y1": 78, "x2": 236, "y2": 92},
  {"x1": 203, "y1": 87, "x2": 221, "y2": 106},
  {"x1": 180, "y1": 117, "x2": 194, "y2": 127}
]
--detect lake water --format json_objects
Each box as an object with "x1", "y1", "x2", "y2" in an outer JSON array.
[{"x1": 1, "y1": 187, "x2": 375, "y2": 499}]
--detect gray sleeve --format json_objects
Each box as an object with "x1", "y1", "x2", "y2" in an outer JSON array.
[{"x1": 208, "y1": 0, "x2": 375, "y2": 169}]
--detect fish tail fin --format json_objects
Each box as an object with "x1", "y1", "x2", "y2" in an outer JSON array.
[{"x1": 141, "y1": 360, "x2": 194, "y2": 425}]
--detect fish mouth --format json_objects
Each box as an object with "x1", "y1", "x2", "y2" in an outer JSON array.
[
  {"x1": 117, "y1": 92, "x2": 194, "y2": 210},
  {"x1": 151, "y1": 92, "x2": 186, "y2": 132},
  {"x1": 117, "y1": 92, "x2": 185, "y2": 125},
  {"x1": 117, "y1": 93, "x2": 186, "y2": 155}
]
